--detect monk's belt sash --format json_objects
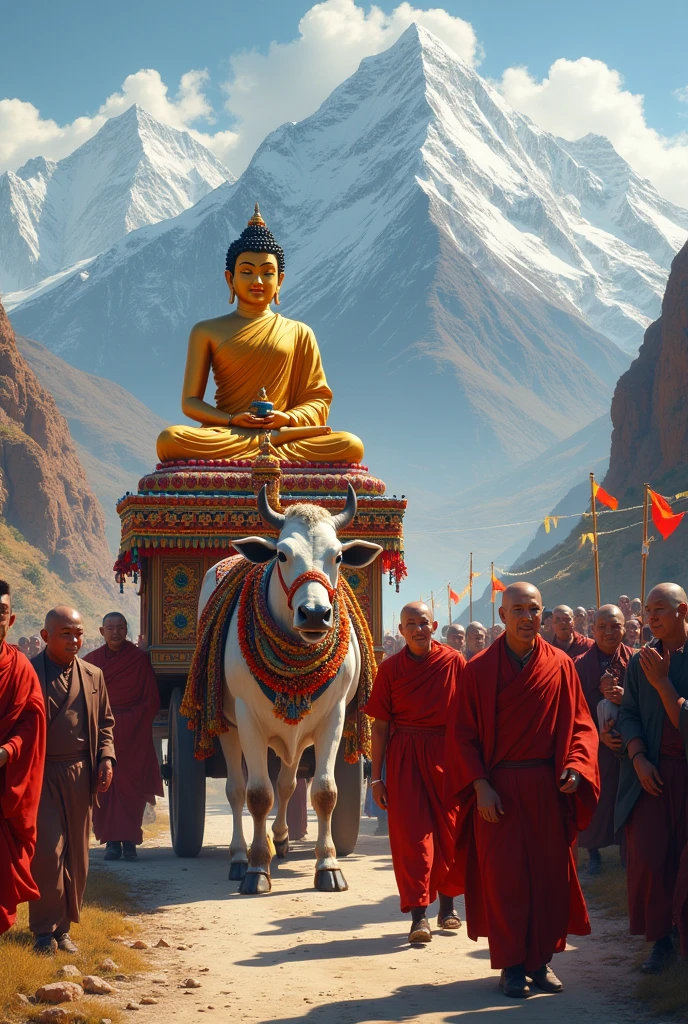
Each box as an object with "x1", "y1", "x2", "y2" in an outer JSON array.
[
  {"x1": 46, "y1": 751, "x2": 89, "y2": 764},
  {"x1": 493, "y1": 758, "x2": 553, "y2": 769},
  {"x1": 392, "y1": 725, "x2": 445, "y2": 736}
]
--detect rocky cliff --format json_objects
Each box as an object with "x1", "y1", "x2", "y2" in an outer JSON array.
[
  {"x1": 0, "y1": 299, "x2": 111, "y2": 582},
  {"x1": 502, "y1": 239, "x2": 688, "y2": 608}
]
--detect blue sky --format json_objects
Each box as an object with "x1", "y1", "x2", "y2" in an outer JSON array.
[{"x1": 3, "y1": 0, "x2": 687, "y2": 135}]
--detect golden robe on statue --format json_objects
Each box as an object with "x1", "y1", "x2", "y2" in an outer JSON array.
[{"x1": 156, "y1": 313, "x2": 364, "y2": 464}]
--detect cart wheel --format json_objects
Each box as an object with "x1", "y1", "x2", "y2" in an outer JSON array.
[
  {"x1": 331, "y1": 740, "x2": 362, "y2": 857},
  {"x1": 168, "y1": 686, "x2": 206, "y2": 857}
]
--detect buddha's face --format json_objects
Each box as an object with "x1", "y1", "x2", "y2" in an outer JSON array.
[{"x1": 225, "y1": 251, "x2": 284, "y2": 310}]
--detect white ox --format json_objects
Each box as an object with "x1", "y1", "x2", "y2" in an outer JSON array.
[{"x1": 197, "y1": 484, "x2": 381, "y2": 894}]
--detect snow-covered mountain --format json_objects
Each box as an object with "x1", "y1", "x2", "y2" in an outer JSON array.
[{"x1": 0, "y1": 105, "x2": 232, "y2": 291}]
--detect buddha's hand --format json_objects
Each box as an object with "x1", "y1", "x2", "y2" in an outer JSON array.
[
  {"x1": 474, "y1": 778, "x2": 503, "y2": 823},
  {"x1": 230, "y1": 410, "x2": 291, "y2": 429}
]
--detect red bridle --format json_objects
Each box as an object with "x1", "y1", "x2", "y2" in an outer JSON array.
[{"x1": 276, "y1": 561, "x2": 337, "y2": 610}]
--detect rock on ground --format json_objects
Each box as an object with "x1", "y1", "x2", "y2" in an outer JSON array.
[{"x1": 35, "y1": 982, "x2": 83, "y2": 1004}]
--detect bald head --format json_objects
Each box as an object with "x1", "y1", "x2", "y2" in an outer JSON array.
[
  {"x1": 41, "y1": 606, "x2": 83, "y2": 667},
  {"x1": 446, "y1": 622, "x2": 465, "y2": 652},
  {"x1": 499, "y1": 582, "x2": 542, "y2": 652},
  {"x1": 646, "y1": 583, "x2": 688, "y2": 645},
  {"x1": 593, "y1": 604, "x2": 625, "y2": 655},
  {"x1": 398, "y1": 602, "x2": 436, "y2": 657},
  {"x1": 465, "y1": 621, "x2": 487, "y2": 658},
  {"x1": 44, "y1": 606, "x2": 82, "y2": 632},
  {"x1": 101, "y1": 611, "x2": 128, "y2": 652},
  {"x1": 552, "y1": 604, "x2": 575, "y2": 646}
]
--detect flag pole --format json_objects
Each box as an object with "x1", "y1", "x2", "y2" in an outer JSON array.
[
  {"x1": 589, "y1": 473, "x2": 601, "y2": 607},
  {"x1": 431, "y1": 591, "x2": 435, "y2": 623},
  {"x1": 641, "y1": 482, "x2": 650, "y2": 608},
  {"x1": 447, "y1": 584, "x2": 451, "y2": 629},
  {"x1": 469, "y1": 552, "x2": 473, "y2": 621},
  {"x1": 491, "y1": 562, "x2": 495, "y2": 628}
]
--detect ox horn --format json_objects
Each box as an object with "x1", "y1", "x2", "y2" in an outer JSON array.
[
  {"x1": 330, "y1": 482, "x2": 357, "y2": 533},
  {"x1": 257, "y1": 484, "x2": 286, "y2": 530}
]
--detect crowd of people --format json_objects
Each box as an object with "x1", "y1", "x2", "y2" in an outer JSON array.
[
  {"x1": 0, "y1": 584, "x2": 162, "y2": 954},
  {"x1": 368, "y1": 583, "x2": 688, "y2": 997}
]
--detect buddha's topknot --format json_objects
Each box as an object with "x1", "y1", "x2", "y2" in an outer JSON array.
[{"x1": 225, "y1": 203, "x2": 285, "y2": 275}]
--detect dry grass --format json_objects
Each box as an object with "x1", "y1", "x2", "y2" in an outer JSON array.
[
  {"x1": 0, "y1": 868, "x2": 147, "y2": 1024},
  {"x1": 580, "y1": 847, "x2": 688, "y2": 1020}
]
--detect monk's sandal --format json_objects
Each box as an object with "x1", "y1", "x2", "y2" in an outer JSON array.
[
  {"x1": 408, "y1": 918, "x2": 432, "y2": 943},
  {"x1": 526, "y1": 964, "x2": 563, "y2": 992}
]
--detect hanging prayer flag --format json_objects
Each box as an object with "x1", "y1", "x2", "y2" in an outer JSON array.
[
  {"x1": 649, "y1": 489, "x2": 685, "y2": 540},
  {"x1": 449, "y1": 587, "x2": 460, "y2": 604},
  {"x1": 592, "y1": 482, "x2": 618, "y2": 511},
  {"x1": 543, "y1": 516, "x2": 560, "y2": 534},
  {"x1": 579, "y1": 533, "x2": 595, "y2": 547}
]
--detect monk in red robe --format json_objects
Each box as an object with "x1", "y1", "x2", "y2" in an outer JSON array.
[
  {"x1": 574, "y1": 604, "x2": 632, "y2": 875},
  {"x1": 85, "y1": 613, "x2": 162, "y2": 860},
  {"x1": 0, "y1": 580, "x2": 46, "y2": 934},
  {"x1": 366, "y1": 602, "x2": 464, "y2": 943},
  {"x1": 616, "y1": 583, "x2": 688, "y2": 974},
  {"x1": 445, "y1": 582, "x2": 599, "y2": 998},
  {"x1": 551, "y1": 605, "x2": 595, "y2": 658}
]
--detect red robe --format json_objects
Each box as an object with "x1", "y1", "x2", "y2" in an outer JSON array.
[
  {"x1": 85, "y1": 642, "x2": 162, "y2": 844},
  {"x1": 0, "y1": 642, "x2": 46, "y2": 932},
  {"x1": 574, "y1": 643, "x2": 632, "y2": 850},
  {"x1": 365, "y1": 642, "x2": 464, "y2": 912},
  {"x1": 553, "y1": 632, "x2": 595, "y2": 660},
  {"x1": 445, "y1": 635, "x2": 599, "y2": 970}
]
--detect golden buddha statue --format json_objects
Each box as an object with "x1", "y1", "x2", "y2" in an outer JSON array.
[{"x1": 156, "y1": 204, "x2": 364, "y2": 464}]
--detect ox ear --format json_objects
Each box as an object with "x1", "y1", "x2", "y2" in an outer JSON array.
[
  {"x1": 233, "y1": 536, "x2": 277, "y2": 564},
  {"x1": 340, "y1": 540, "x2": 383, "y2": 568}
]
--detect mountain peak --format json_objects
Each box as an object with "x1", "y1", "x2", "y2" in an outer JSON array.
[{"x1": 15, "y1": 155, "x2": 57, "y2": 182}]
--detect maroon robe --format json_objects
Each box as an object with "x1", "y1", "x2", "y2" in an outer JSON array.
[
  {"x1": 0, "y1": 643, "x2": 46, "y2": 933},
  {"x1": 574, "y1": 643, "x2": 632, "y2": 850},
  {"x1": 365, "y1": 642, "x2": 464, "y2": 912},
  {"x1": 445, "y1": 635, "x2": 600, "y2": 970},
  {"x1": 85, "y1": 642, "x2": 162, "y2": 845},
  {"x1": 553, "y1": 631, "x2": 595, "y2": 660}
]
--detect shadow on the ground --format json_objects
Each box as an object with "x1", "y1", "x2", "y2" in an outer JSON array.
[{"x1": 254, "y1": 977, "x2": 559, "y2": 1024}]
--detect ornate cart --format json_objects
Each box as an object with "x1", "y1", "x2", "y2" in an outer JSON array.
[{"x1": 116, "y1": 451, "x2": 406, "y2": 858}]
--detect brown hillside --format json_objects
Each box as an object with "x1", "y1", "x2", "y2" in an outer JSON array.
[
  {"x1": 0, "y1": 299, "x2": 131, "y2": 633},
  {"x1": 507, "y1": 240, "x2": 688, "y2": 607}
]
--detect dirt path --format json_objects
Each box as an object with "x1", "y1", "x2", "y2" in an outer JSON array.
[{"x1": 96, "y1": 790, "x2": 648, "y2": 1024}]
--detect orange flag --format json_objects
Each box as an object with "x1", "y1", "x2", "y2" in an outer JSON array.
[
  {"x1": 491, "y1": 570, "x2": 507, "y2": 603},
  {"x1": 449, "y1": 587, "x2": 460, "y2": 604},
  {"x1": 592, "y1": 481, "x2": 618, "y2": 511},
  {"x1": 649, "y1": 489, "x2": 685, "y2": 540}
]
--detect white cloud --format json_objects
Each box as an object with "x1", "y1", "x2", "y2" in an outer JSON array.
[
  {"x1": 499, "y1": 58, "x2": 688, "y2": 206},
  {"x1": 0, "y1": 68, "x2": 239, "y2": 173},
  {"x1": 222, "y1": 0, "x2": 481, "y2": 170}
]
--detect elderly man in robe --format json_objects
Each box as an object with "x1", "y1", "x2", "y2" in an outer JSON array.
[
  {"x1": 445, "y1": 582, "x2": 599, "y2": 998},
  {"x1": 366, "y1": 602, "x2": 464, "y2": 943},
  {"x1": 465, "y1": 621, "x2": 487, "y2": 660},
  {"x1": 616, "y1": 583, "x2": 688, "y2": 974},
  {"x1": 574, "y1": 605, "x2": 632, "y2": 875},
  {"x1": 446, "y1": 623, "x2": 465, "y2": 654},
  {"x1": 30, "y1": 607, "x2": 115, "y2": 954},
  {"x1": 0, "y1": 581, "x2": 46, "y2": 934},
  {"x1": 84, "y1": 613, "x2": 162, "y2": 861},
  {"x1": 551, "y1": 605, "x2": 594, "y2": 658}
]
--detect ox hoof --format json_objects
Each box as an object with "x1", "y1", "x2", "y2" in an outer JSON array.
[
  {"x1": 274, "y1": 836, "x2": 289, "y2": 859},
  {"x1": 239, "y1": 870, "x2": 272, "y2": 895},
  {"x1": 228, "y1": 860, "x2": 248, "y2": 881},
  {"x1": 314, "y1": 868, "x2": 348, "y2": 892}
]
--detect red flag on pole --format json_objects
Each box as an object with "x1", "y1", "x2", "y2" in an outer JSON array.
[
  {"x1": 592, "y1": 481, "x2": 619, "y2": 511},
  {"x1": 449, "y1": 587, "x2": 460, "y2": 604},
  {"x1": 649, "y1": 489, "x2": 685, "y2": 540},
  {"x1": 491, "y1": 569, "x2": 507, "y2": 603}
]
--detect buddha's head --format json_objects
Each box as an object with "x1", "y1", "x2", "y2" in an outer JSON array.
[{"x1": 225, "y1": 204, "x2": 285, "y2": 310}]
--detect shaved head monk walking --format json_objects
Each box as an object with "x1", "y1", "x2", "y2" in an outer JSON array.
[
  {"x1": 366, "y1": 602, "x2": 465, "y2": 943},
  {"x1": 0, "y1": 580, "x2": 46, "y2": 934},
  {"x1": 445, "y1": 583, "x2": 599, "y2": 997},
  {"x1": 616, "y1": 583, "x2": 688, "y2": 974},
  {"x1": 84, "y1": 614, "x2": 162, "y2": 861},
  {"x1": 551, "y1": 605, "x2": 594, "y2": 658},
  {"x1": 30, "y1": 607, "x2": 115, "y2": 954},
  {"x1": 574, "y1": 605, "x2": 632, "y2": 875}
]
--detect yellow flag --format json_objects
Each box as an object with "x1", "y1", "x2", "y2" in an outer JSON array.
[
  {"x1": 544, "y1": 516, "x2": 560, "y2": 534},
  {"x1": 579, "y1": 533, "x2": 595, "y2": 547}
]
